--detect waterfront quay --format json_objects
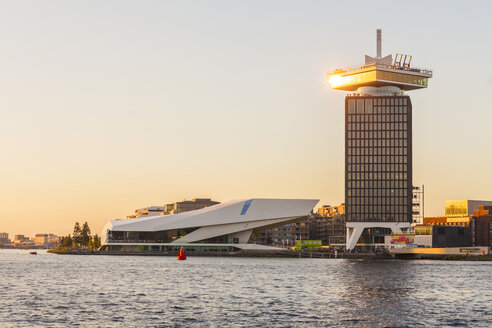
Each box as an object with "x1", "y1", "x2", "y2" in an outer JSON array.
[{"x1": 48, "y1": 245, "x2": 492, "y2": 261}]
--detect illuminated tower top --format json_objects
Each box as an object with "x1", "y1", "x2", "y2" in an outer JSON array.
[{"x1": 327, "y1": 29, "x2": 432, "y2": 92}]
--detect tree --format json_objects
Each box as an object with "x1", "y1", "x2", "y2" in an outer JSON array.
[
  {"x1": 59, "y1": 236, "x2": 65, "y2": 248},
  {"x1": 88, "y1": 234, "x2": 101, "y2": 249},
  {"x1": 59, "y1": 234, "x2": 73, "y2": 248},
  {"x1": 67, "y1": 234, "x2": 74, "y2": 248},
  {"x1": 73, "y1": 222, "x2": 82, "y2": 245},
  {"x1": 81, "y1": 222, "x2": 91, "y2": 246},
  {"x1": 69, "y1": 221, "x2": 94, "y2": 248},
  {"x1": 93, "y1": 234, "x2": 101, "y2": 249}
]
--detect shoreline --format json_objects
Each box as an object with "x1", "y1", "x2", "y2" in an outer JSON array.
[{"x1": 46, "y1": 249, "x2": 492, "y2": 261}]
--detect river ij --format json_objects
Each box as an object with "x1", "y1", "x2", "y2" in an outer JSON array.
[{"x1": 0, "y1": 250, "x2": 490, "y2": 327}]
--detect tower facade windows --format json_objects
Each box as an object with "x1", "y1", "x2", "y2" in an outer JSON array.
[{"x1": 345, "y1": 96, "x2": 412, "y2": 223}]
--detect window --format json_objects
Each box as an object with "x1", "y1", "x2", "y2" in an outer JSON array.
[
  {"x1": 365, "y1": 99, "x2": 372, "y2": 113},
  {"x1": 348, "y1": 100, "x2": 356, "y2": 114},
  {"x1": 357, "y1": 99, "x2": 364, "y2": 113}
]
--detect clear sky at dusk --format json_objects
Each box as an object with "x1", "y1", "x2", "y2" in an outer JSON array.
[{"x1": 1, "y1": 0, "x2": 491, "y2": 237}]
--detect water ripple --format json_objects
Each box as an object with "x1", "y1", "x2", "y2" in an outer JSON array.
[{"x1": 0, "y1": 250, "x2": 490, "y2": 327}]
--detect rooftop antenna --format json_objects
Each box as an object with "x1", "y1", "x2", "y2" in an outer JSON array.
[
  {"x1": 377, "y1": 29, "x2": 382, "y2": 59},
  {"x1": 365, "y1": 29, "x2": 392, "y2": 65}
]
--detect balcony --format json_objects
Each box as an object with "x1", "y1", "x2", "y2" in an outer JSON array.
[{"x1": 327, "y1": 62, "x2": 432, "y2": 91}]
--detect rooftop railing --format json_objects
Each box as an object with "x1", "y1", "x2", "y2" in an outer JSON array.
[{"x1": 328, "y1": 62, "x2": 432, "y2": 77}]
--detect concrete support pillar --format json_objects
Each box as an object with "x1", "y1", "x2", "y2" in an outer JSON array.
[{"x1": 345, "y1": 222, "x2": 411, "y2": 251}]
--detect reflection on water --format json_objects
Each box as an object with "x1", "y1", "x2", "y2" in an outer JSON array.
[{"x1": 0, "y1": 250, "x2": 490, "y2": 327}]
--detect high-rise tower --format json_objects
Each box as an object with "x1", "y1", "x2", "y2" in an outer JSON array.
[{"x1": 327, "y1": 30, "x2": 432, "y2": 250}]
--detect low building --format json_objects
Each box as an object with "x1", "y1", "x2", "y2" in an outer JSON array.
[
  {"x1": 424, "y1": 216, "x2": 473, "y2": 227},
  {"x1": 386, "y1": 224, "x2": 470, "y2": 249},
  {"x1": 15, "y1": 234, "x2": 27, "y2": 241},
  {"x1": 309, "y1": 203, "x2": 347, "y2": 247},
  {"x1": 445, "y1": 200, "x2": 492, "y2": 217},
  {"x1": 33, "y1": 233, "x2": 58, "y2": 248},
  {"x1": 257, "y1": 220, "x2": 310, "y2": 247},
  {"x1": 425, "y1": 204, "x2": 492, "y2": 247},
  {"x1": 0, "y1": 232, "x2": 10, "y2": 246},
  {"x1": 126, "y1": 199, "x2": 220, "y2": 219},
  {"x1": 127, "y1": 206, "x2": 164, "y2": 219},
  {"x1": 317, "y1": 203, "x2": 345, "y2": 217},
  {"x1": 431, "y1": 225, "x2": 470, "y2": 248},
  {"x1": 472, "y1": 206, "x2": 492, "y2": 248},
  {"x1": 310, "y1": 214, "x2": 346, "y2": 246},
  {"x1": 13, "y1": 235, "x2": 35, "y2": 247},
  {"x1": 162, "y1": 198, "x2": 220, "y2": 215},
  {"x1": 33, "y1": 234, "x2": 49, "y2": 246}
]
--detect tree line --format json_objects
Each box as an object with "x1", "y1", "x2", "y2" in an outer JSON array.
[{"x1": 59, "y1": 222, "x2": 101, "y2": 249}]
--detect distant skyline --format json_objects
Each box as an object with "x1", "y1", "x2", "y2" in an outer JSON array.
[{"x1": 1, "y1": 0, "x2": 492, "y2": 237}]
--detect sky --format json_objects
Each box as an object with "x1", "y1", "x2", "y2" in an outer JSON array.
[{"x1": 1, "y1": 1, "x2": 491, "y2": 238}]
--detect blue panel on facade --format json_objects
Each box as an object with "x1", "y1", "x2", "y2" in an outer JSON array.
[{"x1": 240, "y1": 200, "x2": 252, "y2": 215}]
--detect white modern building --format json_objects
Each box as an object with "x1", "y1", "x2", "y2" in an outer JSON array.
[{"x1": 101, "y1": 198, "x2": 318, "y2": 253}]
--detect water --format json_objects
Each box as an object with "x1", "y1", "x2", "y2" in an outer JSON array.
[{"x1": 0, "y1": 250, "x2": 490, "y2": 327}]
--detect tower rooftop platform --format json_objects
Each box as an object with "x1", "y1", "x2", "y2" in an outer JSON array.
[{"x1": 327, "y1": 62, "x2": 432, "y2": 91}]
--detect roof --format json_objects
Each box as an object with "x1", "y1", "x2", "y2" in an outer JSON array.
[{"x1": 104, "y1": 198, "x2": 319, "y2": 232}]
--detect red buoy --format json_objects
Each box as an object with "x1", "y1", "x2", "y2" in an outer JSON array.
[{"x1": 177, "y1": 247, "x2": 187, "y2": 260}]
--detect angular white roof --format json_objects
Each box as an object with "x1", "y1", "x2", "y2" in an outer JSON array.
[{"x1": 105, "y1": 198, "x2": 318, "y2": 232}]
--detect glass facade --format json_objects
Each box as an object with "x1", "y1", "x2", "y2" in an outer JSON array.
[
  {"x1": 329, "y1": 67, "x2": 429, "y2": 90},
  {"x1": 102, "y1": 245, "x2": 239, "y2": 252},
  {"x1": 108, "y1": 230, "x2": 245, "y2": 244},
  {"x1": 108, "y1": 228, "x2": 199, "y2": 243},
  {"x1": 345, "y1": 95, "x2": 412, "y2": 223},
  {"x1": 376, "y1": 70, "x2": 428, "y2": 87}
]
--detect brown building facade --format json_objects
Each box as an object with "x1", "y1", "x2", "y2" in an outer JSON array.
[{"x1": 473, "y1": 206, "x2": 492, "y2": 248}]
